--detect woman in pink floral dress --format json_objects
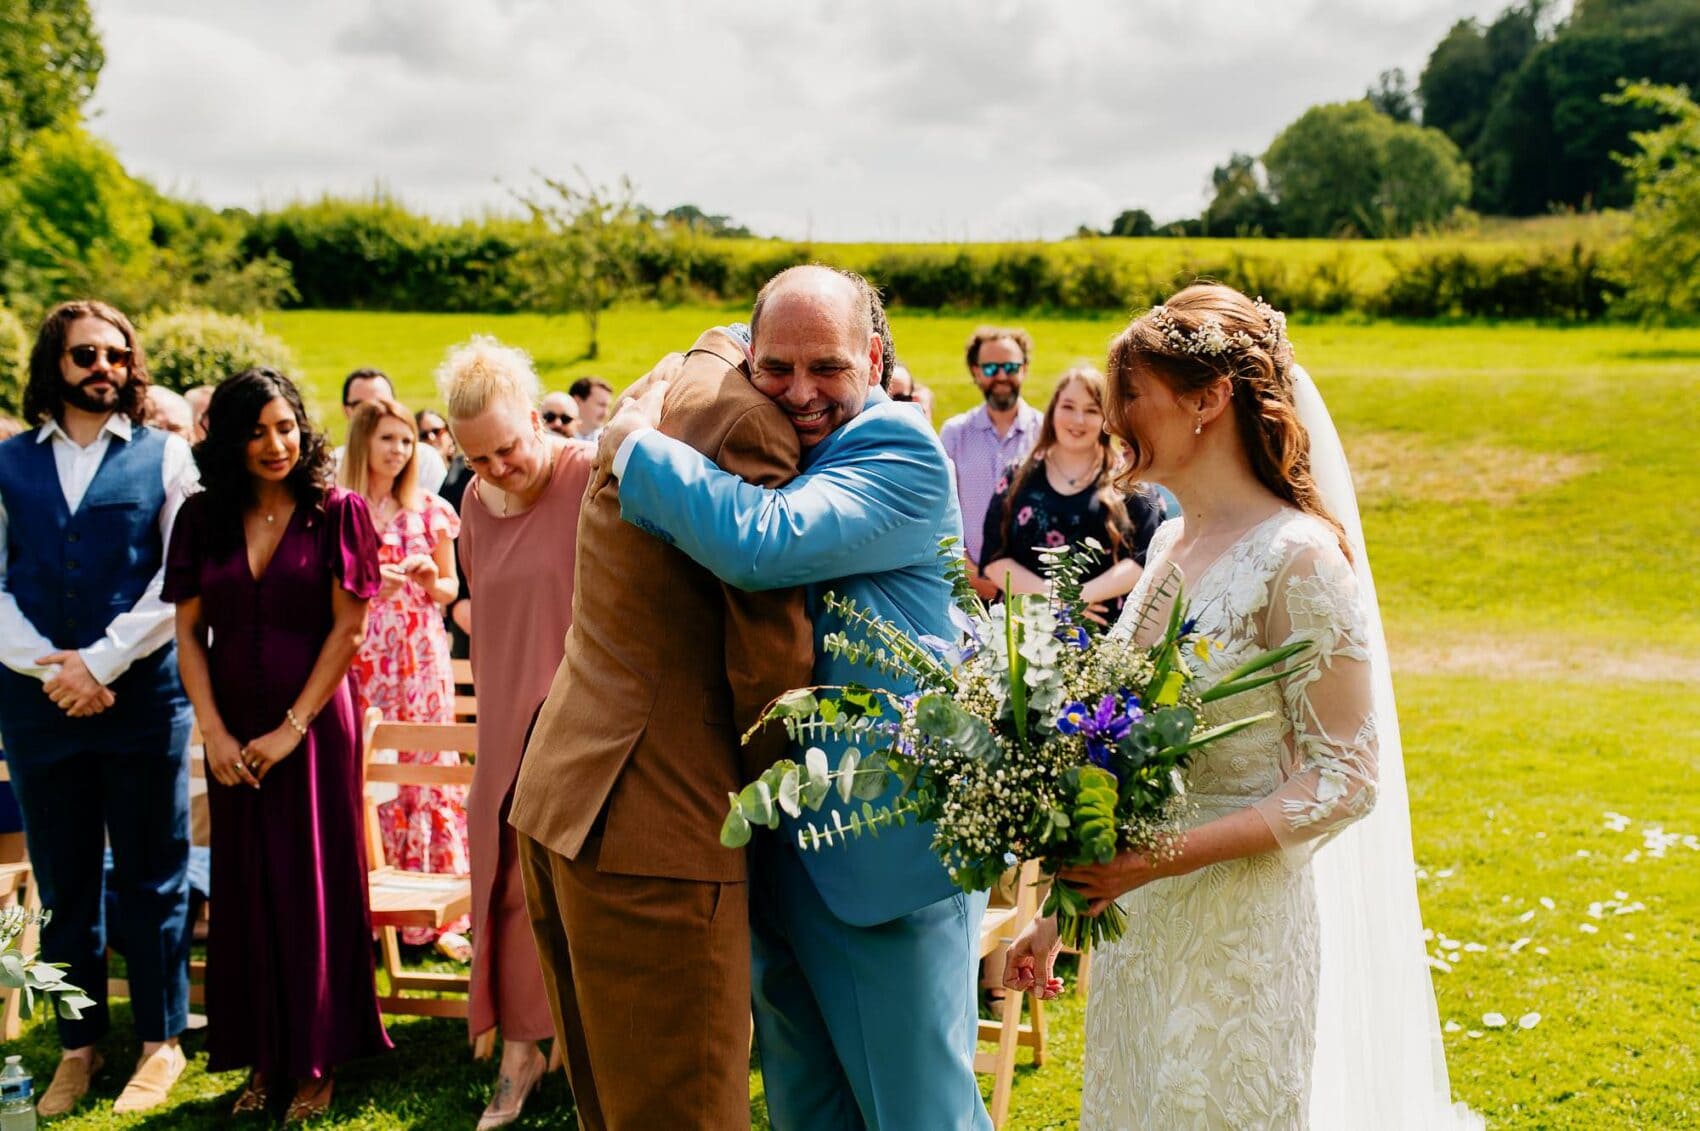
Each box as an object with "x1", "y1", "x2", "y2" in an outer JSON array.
[{"x1": 341, "y1": 396, "x2": 471, "y2": 959}]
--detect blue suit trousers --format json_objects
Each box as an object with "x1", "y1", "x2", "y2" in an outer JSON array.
[
  {"x1": 751, "y1": 843, "x2": 994, "y2": 1131},
  {"x1": 7, "y1": 718, "x2": 192, "y2": 1048}
]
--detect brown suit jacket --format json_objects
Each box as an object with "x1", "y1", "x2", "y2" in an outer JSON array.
[{"x1": 509, "y1": 342, "x2": 813, "y2": 883}]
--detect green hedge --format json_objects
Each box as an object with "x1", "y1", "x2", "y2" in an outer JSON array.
[
  {"x1": 141, "y1": 308, "x2": 297, "y2": 392},
  {"x1": 0, "y1": 305, "x2": 28, "y2": 419},
  {"x1": 230, "y1": 197, "x2": 1635, "y2": 321}
]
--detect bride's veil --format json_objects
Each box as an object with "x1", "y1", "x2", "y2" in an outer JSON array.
[{"x1": 1292, "y1": 365, "x2": 1483, "y2": 1129}]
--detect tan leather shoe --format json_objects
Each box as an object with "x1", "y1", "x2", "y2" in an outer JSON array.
[
  {"x1": 112, "y1": 1044, "x2": 187, "y2": 1114},
  {"x1": 35, "y1": 1052, "x2": 103, "y2": 1118}
]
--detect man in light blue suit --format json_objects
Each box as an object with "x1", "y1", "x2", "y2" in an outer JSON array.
[{"x1": 599, "y1": 266, "x2": 993, "y2": 1130}]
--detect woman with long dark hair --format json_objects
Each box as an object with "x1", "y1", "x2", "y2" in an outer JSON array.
[
  {"x1": 163, "y1": 368, "x2": 391, "y2": 1121},
  {"x1": 979, "y1": 366, "x2": 1164, "y2": 619}
]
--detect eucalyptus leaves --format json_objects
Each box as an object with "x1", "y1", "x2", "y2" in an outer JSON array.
[{"x1": 0, "y1": 905, "x2": 94, "y2": 1021}]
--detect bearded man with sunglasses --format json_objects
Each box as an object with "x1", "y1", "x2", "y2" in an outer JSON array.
[
  {"x1": 938, "y1": 326, "x2": 1043, "y2": 602},
  {"x1": 0, "y1": 301, "x2": 199, "y2": 1116}
]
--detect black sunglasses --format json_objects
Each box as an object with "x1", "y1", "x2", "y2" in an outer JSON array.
[
  {"x1": 891, "y1": 392, "x2": 914, "y2": 402},
  {"x1": 419, "y1": 426, "x2": 447, "y2": 441},
  {"x1": 978, "y1": 361, "x2": 1022, "y2": 377},
  {"x1": 541, "y1": 411, "x2": 575, "y2": 425},
  {"x1": 66, "y1": 344, "x2": 133, "y2": 369}
]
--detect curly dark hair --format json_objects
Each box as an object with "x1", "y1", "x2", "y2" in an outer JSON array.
[
  {"x1": 193, "y1": 368, "x2": 331, "y2": 545},
  {"x1": 24, "y1": 300, "x2": 150, "y2": 426}
]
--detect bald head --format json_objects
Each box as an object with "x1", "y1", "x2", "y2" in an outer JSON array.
[
  {"x1": 751, "y1": 266, "x2": 876, "y2": 350},
  {"x1": 747, "y1": 266, "x2": 888, "y2": 448}
]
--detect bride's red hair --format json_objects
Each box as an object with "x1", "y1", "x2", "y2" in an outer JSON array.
[{"x1": 1104, "y1": 283, "x2": 1349, "y2": 559}]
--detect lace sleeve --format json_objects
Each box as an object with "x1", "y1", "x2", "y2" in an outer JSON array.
[{"x1": 1252, "y1": 537, "x2": 1379, "y2": 860}]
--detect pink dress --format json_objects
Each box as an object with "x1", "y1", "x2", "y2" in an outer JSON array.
[
  {"x1": 459, "y1": 441, "x2": 592, "y2": 1042},
  {"x1": 349, "y1": 494, "x2": 471, "y2": 945}
]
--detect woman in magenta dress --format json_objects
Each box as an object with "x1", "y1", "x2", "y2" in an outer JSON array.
[
  {"x1": 341, "y1": 395, "x2": 472, "y2": 959},
  {"x1": 165, "y1": 368, "x2": 391, "y2": 1122}
]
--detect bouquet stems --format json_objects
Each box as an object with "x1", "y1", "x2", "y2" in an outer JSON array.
[{"x1": 1043, "y1": 877, "x2": 1129, "y2": 951}]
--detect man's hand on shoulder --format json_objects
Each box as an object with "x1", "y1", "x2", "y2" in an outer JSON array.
[{"x1": 598, "y1": 377, "x2": 669, "y2": 474}]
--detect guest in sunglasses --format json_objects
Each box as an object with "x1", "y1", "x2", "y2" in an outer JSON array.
[
  {"x1": 538, "y1": 390, "x2": 579, "y2": 438},
  {"x1": 887, "y1": 363, "x2": 934, "y2": 423},
  {"x1": 939, "y1": 325, "x2": 1043, "y2": 601},
  {"x1": 417, "y1": 409, "x2": 471, "y2": 511},
  {"x1": 0, "y1": 301, "x2": 199, "y2": 1117}
]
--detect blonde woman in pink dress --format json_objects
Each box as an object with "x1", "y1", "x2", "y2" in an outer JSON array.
[
  {"x1": 341, "y1": 396, "x2": 472, "y2": 960},
  {"x1": 440, "y1": 336, "x2": 594, "y2": 1130}
]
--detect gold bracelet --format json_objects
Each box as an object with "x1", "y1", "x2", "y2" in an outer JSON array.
[{"x1": 285, "y1": 708, "x2": 309, "y2": 737}]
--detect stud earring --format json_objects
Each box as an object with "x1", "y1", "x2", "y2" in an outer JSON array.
[{"x1": 1194, "y1": 417, "x2": 1203, "y2": 435}]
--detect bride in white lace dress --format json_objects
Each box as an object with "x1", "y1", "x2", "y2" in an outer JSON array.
[{"x1": 1005, "y1": 285, "x2": 1480, "y2": 1130}]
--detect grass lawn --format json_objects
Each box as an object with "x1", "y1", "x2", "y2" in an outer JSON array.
[{"x1": 8, "y1": 307, "x2": 1697, "y2": 1128}]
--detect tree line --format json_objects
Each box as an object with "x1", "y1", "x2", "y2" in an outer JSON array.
[
  {"x1": 1, "y1": 0, "x2": 1697, "y2": 361},
  {"x1": 1092, "y1": 0, "x2": 1700, "y2": 239}
]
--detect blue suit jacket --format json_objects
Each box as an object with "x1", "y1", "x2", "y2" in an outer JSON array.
[{"x1": 619, "y1": 389, "x2": 963, "y2": 926}]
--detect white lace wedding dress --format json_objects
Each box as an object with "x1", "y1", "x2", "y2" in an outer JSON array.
[{"x1": 1085, "y1": 508, "x2": 1380, "y2": 1130}]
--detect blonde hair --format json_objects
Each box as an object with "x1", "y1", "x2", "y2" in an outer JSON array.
[
  {"x1": 436, "y1": 335, "x2": 541, "y2": 421},
  {"x1": 340, "y1": 396, "x2": 422, "y2": 512}
]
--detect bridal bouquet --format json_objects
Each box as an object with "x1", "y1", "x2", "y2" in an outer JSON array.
[{"x1": 720, "y1": 540, "x2": 1309, "y2": 950}]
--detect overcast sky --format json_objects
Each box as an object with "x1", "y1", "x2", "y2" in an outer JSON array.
[{"x1": 86, "y1": 0, "x2": 1512, "y2": 241}]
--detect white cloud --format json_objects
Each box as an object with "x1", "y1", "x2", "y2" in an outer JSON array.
[{"x1": 86, "y1": 0, "x2": 1509, "y2": 240}]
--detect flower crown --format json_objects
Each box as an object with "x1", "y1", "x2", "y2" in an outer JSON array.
[{"x1": 1147, "y1": 297, "x2": 1288, "y2": 359}]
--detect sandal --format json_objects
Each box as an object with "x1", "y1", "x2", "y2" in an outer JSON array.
[
  {"x1": 477, "y1": 1054, "x2": 546, "y2": 1130},
  {"x1": 285, "y1": 1077, "x2": 334, "y2": 1124},
  {"x1": 231, "y1": 1073, "x2": 269, "y2": 1116}
]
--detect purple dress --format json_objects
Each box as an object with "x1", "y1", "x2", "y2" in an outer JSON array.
[{"x1": 163, "y1": 486, "x2": 393, "y2": 1079}]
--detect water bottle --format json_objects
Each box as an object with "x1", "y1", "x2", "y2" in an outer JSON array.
[{"x1": 0, "y1": 1056, "x2": 34, "y2": 1131}]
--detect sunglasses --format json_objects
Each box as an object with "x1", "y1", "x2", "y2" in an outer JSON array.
[
  {"x1": 419, "y1": 427, "x2": 447, "y2": 441},
  {"x1": 541, "y1": 412, "x2": 575, "y2": 425},
  {"x1": 65, "y1": 344, "x2": 133, "y2": 369},
  {"x1": 978, "y1": 361, "x2": 1023, "y2": 378},
  {"x1": 891, "y1": 392, "x2": 915, "y2": 402}
]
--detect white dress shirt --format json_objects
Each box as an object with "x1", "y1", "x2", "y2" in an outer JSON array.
[{"x1": 0, "y1": 417, "x2": 199, "y2": 685}]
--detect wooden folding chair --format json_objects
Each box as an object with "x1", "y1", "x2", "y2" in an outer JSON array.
[
  {"x1": 974, "y1": 858, "x2": 1048, "y2": 1128},
  {"x1": 360, "y1": 709, "x2": 495, "y2": 1056},
  {"x1": 451, "y1": 658, "x2": 477, "y2": 722}
]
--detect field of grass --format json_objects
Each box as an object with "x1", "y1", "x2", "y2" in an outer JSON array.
[{"x1": 8, "y1": 306, "x2": 1697, "y2": 1128}]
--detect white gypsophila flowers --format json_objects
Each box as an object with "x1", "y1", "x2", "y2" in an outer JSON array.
[{"x1": 1147, "y1": 297, "x2": 1289, "y2": 359}]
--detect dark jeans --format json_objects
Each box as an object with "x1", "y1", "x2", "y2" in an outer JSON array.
[{"x1": 8, "y1": 722, "x2": 192, "y2": 1048}]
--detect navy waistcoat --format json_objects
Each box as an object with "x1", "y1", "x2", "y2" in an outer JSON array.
[{"x1": 0, "y1": 424, "x2": 186, "y2": 761}]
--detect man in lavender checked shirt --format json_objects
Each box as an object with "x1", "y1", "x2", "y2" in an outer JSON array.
[{"x1": 937, "y1": 325, "x2": 1043, "y2": 603}]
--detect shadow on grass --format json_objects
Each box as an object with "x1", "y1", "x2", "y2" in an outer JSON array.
[{"x1": 1614, "y1": 348, "x2": 1700, "y2": 360}]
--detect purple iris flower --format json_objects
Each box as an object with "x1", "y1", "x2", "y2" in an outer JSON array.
[
  {"x1": 1056, "y1": 623, "x2": 1090, "y2": 650},
  {"x1": 1055, "y1": 692, "x2": 1145, "y2": 767}
]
